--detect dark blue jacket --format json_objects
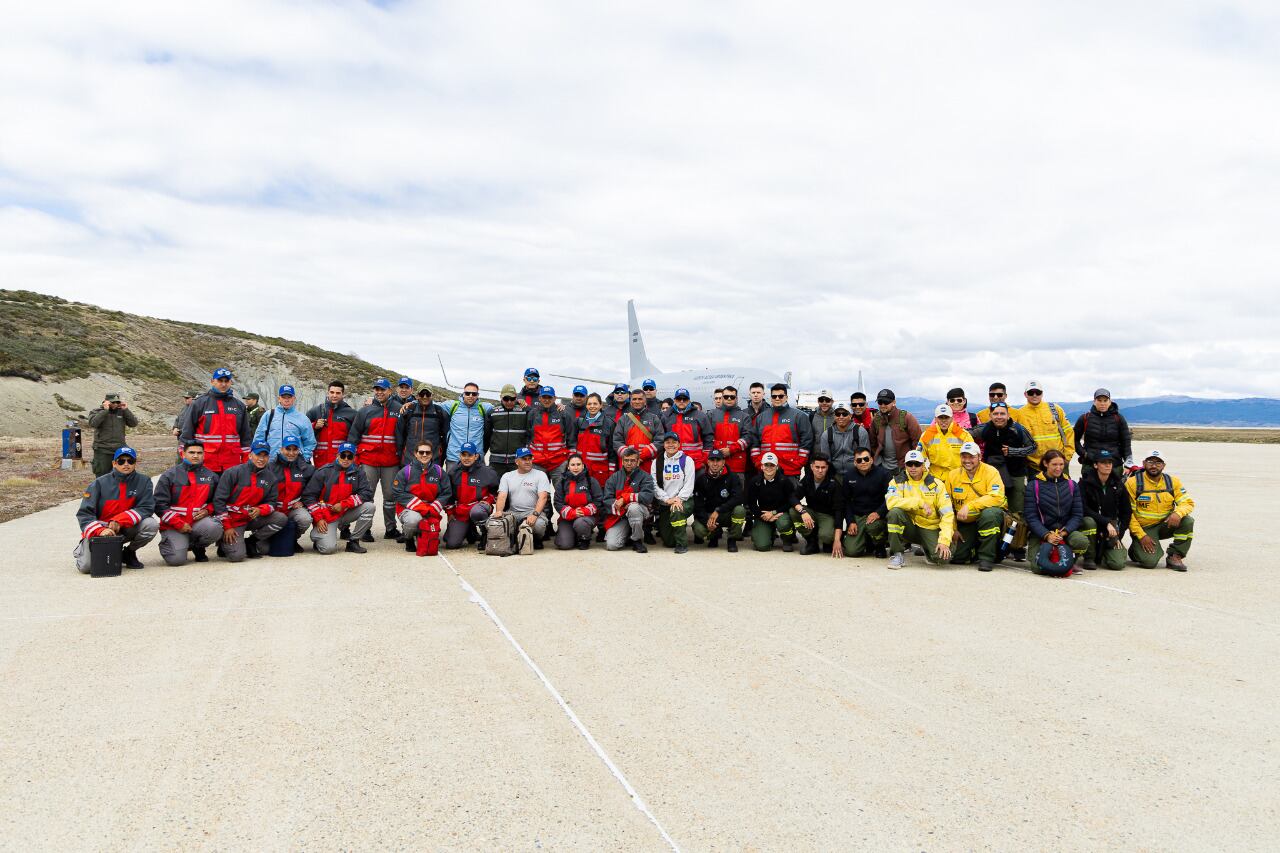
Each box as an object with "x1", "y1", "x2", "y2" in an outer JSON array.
[{"x1": 1024, "y1": 473, "x2": 1083, "y2": 539}]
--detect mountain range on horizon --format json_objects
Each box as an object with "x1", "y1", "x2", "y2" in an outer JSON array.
[{"x1": 893, "y1": 394, "x2": 1280, "y2": 428}]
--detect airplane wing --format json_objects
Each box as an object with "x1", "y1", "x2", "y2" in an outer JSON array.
[
  {"x1": 546, "y1": 372, "x2": 626, "y2": 386},
  {"x1": 436, "y1": 355, "x2": 504, "y2": 396}
]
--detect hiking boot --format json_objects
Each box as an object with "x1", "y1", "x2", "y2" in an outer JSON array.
[
  {"x1": 1081, "y1": 556, "x2": 1098, "y2": 570},
  {"x1": 533, "y1": 536, "x2": 544, "y2": 551},
  {"x1": 122, "y1": 548, "x2": 144, "y2": 569},
  {"x1": 633, "y1": 540, "x2": 648, "y2": 554},
  {"x1": 643, "y1": 530, "x2": 656, "y2": 545},
  {"x1": 887, "y1": 553, "x2": 905, "y2": 570},
  {"x1": 477, "y1": 538, "x2": 486, "y2": 552},
  {"x1": 1166, "y1": 554, "x2": 1187, "y2": 572},
  {"x1": 595, "y1": 527, "x2": 606, "y2": 543},
  {"x1": 384, "y1": 527, "x2": 400, "y2": 540},
  {"x1": 294, "y1": 539, "x2": 304, "y2": 553},
  {"x1": 405, "y1": 537, "x2": 416, "y2": 552},
  {"x1": 800, "y1": 534, "x2": 819, "y2": 555},
  {"x1": 978, "y1": 560, "x2": 994, "y2": 572},
  {"x1": 781, "y1": 540, "x2": 794, "y2": 553},
  {"x1": 872, "y1": 545, "x2": 888, "y2": 559},
  {"x1": 216, "y1": 543, "x2": 226, "y2": 558},
  {"x1": 361, "y1": 530, "x2": 375, "y2": 543},
  {"x1": 244, "y1": 536, "x2": 262, "y2": 560},
  {"x1": 707, "y1": 532, "x2": 721, "y2": 549},
  {"x1": 727, "y1": 537, "x2": 738, "y2": 553},
  {"x1": 1011, "y1": 548, "x2": 1026, "y2": 562},
  {"x1": 345, "y1": 540, "x2": 368, "y2": 554},
  {"x1": 339, "y1": 528, "x2": 350, "y2": 541},
  {"x1": 674, "y1": 545, "x2": 688, "y2": 555},
  {"x1": 577, "y1": 539, "x2": 590, "y2": 550},
  {"x1": 192, "y1": 546, "x2": 209, "y2": 563}
]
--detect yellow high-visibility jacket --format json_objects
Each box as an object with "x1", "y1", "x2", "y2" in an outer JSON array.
[
  {"x1": 1126, "y1": 472, "x2": 1195, "y2": 537},
  {"x1": 1017, "y1": 402, "x2": 1074, "y2": 468},
  {"x1": 945, "y1": 462, "x2": 1008, "y2": 516},
  {"x1": 916, "y1": 422, "x2": 974, "y2": 480},
  {"x1": 886, "y1": 471, "x2": 955, "y2": 540}
]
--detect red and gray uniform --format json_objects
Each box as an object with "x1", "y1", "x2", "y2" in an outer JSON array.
[
  {"x1": 574, "y1": 413, "x2": 614, "y2": 485},
  {"x1": 213, "y1": 462, "x2": 281, "y2": 530},
  {"x1": 307, "y1": 400, "x2": 357, "y2": 468},
  {"x1": 303, "y1": 462, "x2": 376, "y2": 553},
  {"x1": 180, "y1": 388, "x2": 251, "y2": 473},
  {"x1": 519, "y1": 384, "x2": 542, "y2": 409},
  {"x1": 444, "y1": 461, "x2": 499, "y2": 548},
  {"x1": 611, "y1": 407, "x2": 664, "y2": 466},
  {"x1": 393, "y1": 458, "x2": 453, "y2": 548},
  {"x1": 74, "y1": 469, "x2": 158, "y2": 571},
  {"x1": 751, "y1": 403, "x2": 814, "y2": 477},
  {"x1": 711, "y1": 404, "x2": 755, "y2": 475},
  {"x1": 154, "y1": 461, "x2": 222, "y2": 565},
  {"x1": 269, "y1": 454, "x2": 317, "y2": 535},
  {"x1": 395, "y1": 400, "x2": 449, "y2": 465},
  {"x1": 662, "y1": 405, "x2": 714, "y2": 469},
  {"x1": 603, "y1": 401, "x2": 630, "y2": 426},
  {"x1": 349, "y1": 401, "x2": 402, "y2": 468},
  {"x1": 525, "y1": 402, "x2": 575, "y2": 472}
]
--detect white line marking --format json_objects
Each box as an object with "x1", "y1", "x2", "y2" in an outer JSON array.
[{"x1": 437, "y1": 553, "x2": 681, "y2": 853}]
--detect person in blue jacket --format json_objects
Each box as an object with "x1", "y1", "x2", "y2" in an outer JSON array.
[
  {"x1": 1023, "y1": 449, "x2": 1088, "y2": 573},
  {"x1": 444, "y1": 382, "x2": 493, "y2": 465},
  {"x1": 252, "y1": 385, "x2": 317, "y2": 460}
]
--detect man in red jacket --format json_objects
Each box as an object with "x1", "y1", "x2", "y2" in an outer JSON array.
[
  {"x1": 308, "y1": 380, "x2": 357, "y2": 467},
  {"x1": 304, "y1": 442, "x2": 376, "y2": 555},
  {"x1": 349, "y1": 378, "x2": 402, "y2": 541},
  {"x1": 74, "y1": 445, "x2": 158, "y2": 572},
  {"x1": 155, "y1": 441, "x2": 223, "y2": 565},
  {"x1": 213, "y1": 440, "x2": 287, "y2": 562}
]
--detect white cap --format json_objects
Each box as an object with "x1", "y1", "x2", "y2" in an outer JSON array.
[
  {"x1": 934, "y1": 403, "x2": 951, "y2": 417},
  {"x1": 761, "y1": 452, "x2": 780, "y2": 465},
  {"x1": 904, "y1": 449, "x2": 926, "y2": 465},
  {"x1": 1144, "y1": 449, "x2": 1163, "y2": 461},
  {"x1": 960, "y1": 442, "x2": 980, "y2": 456},
  {"x1": 1025, "y1": 380, "x2": 1042, "y2": 392}
]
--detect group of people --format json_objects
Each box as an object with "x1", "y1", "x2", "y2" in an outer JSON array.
[{"x1": 74, "y1": 368, "x2": 1196, "y2": 575}]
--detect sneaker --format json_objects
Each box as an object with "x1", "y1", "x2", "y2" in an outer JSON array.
[
  {"x1": 345, "y1": 540, "x2": 368, "y2": 554},
  {"x1": 674, "y1": 545, "x2": 688, "y2": 555},
  {"x1": 192, "y1": 546, "x2": 209, "y2": 563},
  {"x1": 361, "y1": 530, "x2": 375, "y2": 543},
  {"x1": 1166, "y1": 554, "x2": 1188, "y2": 572},
  {"x1": 122, "y1": 549, "x2": 144, "y2": 569},
  {"x1": 384, "y1": 527, "x2": 400, "y2": 540},
  {"x1": 978, "y1": 560, "x2": 994, "y2": 572},
  {"x1": 633, "y1": 540, "x2": 648, "y2": 554},
  {"x1": 727, "y1": 538, "x2": 738, "y2": 553},
  {"x1": 887, "y1": 553, "x2": 905, "y2": 570}
]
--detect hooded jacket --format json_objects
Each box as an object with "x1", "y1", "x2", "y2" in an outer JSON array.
[
  {"x1": 268, "y1": 453, "x2": 316, "y2": 511},
  {"x1": 446, "y1": 460, "x2": 499, "y2": 521},
  {"x1": 554, "y1": 469, "x2": 604, "y2": 521},
  {"x1": 302, "y1": 462, "x2": 373, "y2": 524},
  {"x1": 394, "y1": 400, "x2": 450, "y2": 466},
  {"x1": 307, "y1": 399, "x2": 357, "y2": 467},
  {"x1": 1073, "y1": 404, "x2": 1133, "y2": 465},
  {"x1": 750, "y1": 403, "x2": 814, "y2": 477},
  {"x1": 253, "y1": 405, "x2": 317, "y2": 460},
  {"x1": 916, "y1": 421, "x2": 974, "y2": 480},
  {"x1": 392, "y1": 457, "x2": 453, "y2": 518},
  {"x1": 213, "y1": 462, "x2": 279, "y2": 529}
]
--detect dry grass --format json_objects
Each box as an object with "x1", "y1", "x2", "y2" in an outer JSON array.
[
  {"x1": 1132, "y1": 427, "x2": 1280, "y2": 444},
  {"x1": 1, "y1": 477, "x2": 39, "y2": 488}
]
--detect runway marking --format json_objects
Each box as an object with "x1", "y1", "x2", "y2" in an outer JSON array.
[
  {"x1": 0, "y1": 602, "x2": 336, "y2": 622},
  {"x1": 630, "y1": 566, "x2": 929, "y2": 714},
  {"x1": 437, "y1": 553, "x2": 681, "y2": 853}
]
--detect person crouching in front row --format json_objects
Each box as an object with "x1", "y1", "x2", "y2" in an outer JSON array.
[{"x1": 554, "y1": 453, "x2": 604, "y2": 550}]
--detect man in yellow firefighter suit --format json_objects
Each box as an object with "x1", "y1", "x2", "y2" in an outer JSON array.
[
  {"x1": 945, "y1": 442, "x2": 1007, "y2": 572},
  {"x1": 1018, "y1": 380, "x2": 1074, "y2": 476},
  {"x1": 885, "y1": 449, "x2": 954, "y2": 569},
  {"x1": 1126, "y1": 449, "x2": 1195, "y2": 571},
  {"x1": 917, "y1": 403, "x2": 974, "y2": 480}
]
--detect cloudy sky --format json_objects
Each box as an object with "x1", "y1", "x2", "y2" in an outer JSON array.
[{"x1": 3, "y1": 1, "x2": 1278, "y2": 401}]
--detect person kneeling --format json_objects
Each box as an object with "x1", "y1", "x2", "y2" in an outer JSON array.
[
  {"x1": 790, "y1": 454, "x2": 842, "y2": 556},
  {"x1": 884, "y1": 450, "x2": 954, "y2": 569},
  {"x1": 554, "y1": 454, "x2": 604, "y2": 550},
  {"x1": 945, "y1": 442, "x2": 1008, "y2": 572},
  {"x1": 841, "y1": 449, "x2": 890, "y2": 558},
  {"x1": 1079, "y1": 449, "x2": 1129, "y2": 570},
  {"x1": 444, "y1": 442, "x2": 498, "y2": 551},
  {"x1": 214, "y1": 441, "x2": 287, "y2": 562},
  {"x1": 692, "y1": 450, "x2": 744, "y2": 552},
  {"x1": 603, "y1": 447, "x2": 657, "y2": 552},
  {"x1": 1024, "y1": 449, "x2": 1089, "y2": 575},
  {"x1": 393, "y1": 440, "x2": 452, "y2": 555},
  {"x1": 155, "y1": 440, "x2": 223, "y2": 566},
  {"x1": 494, "y1": 447, "x2": 551, "y2": 551},
  {"x1": 303, "y1": 442, "x2": 376, "y2": 554},
  {"x1": 74, "y1": 446, "x2": 159, "y2": 572},
  {"x1": 1126, "y1": 449, "x2": 1195, "y2": 571},
  {"x1": 745, "y1": 452, "x2": 799, "y2": 552},
  {"x1": 652, "y1": 432, "x2": 696, "y2": 554}
]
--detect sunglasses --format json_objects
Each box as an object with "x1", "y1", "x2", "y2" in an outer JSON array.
[
  {"x1": 770, "y1": 394, "x2": 786, "y2": 399},
  {"x1": 1026, "y1": 390, "x2": 1043, "y2": 397},
  {"x1": 114, "y1": 458, "x2": 136, "y2": 465},
  {"x1": 415, "y1": 450, "x2": 433, "y2": 456},
  {"x1": 502, "y1": 396, "x2": 516, "y2": 402},
  {"x1": 989, "y1": 392, "x2": 1006, "y2": 398},
  {"x1": 948, "y1": 397, "x2": 964, "y2": 403},
  {"x1": 850, "y1": 402, "x2": 866, "y2": 407},
  {"x1": 855, "y1": 456, "x2": 873, "y2": 463},
  {"x1": 463, "y1": 391, "x2": 479, "y2": 397},
  {"x1": 338, "y1": 452, "x2": 355, "y2": 459},
  {"x1": 905, "y1": 461, "x2": 924, "y2": 468},
  {"x1": 722, "y1": 394, "x2": 737, "y2": 400}
]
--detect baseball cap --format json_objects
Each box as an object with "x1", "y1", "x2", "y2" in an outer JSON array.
[
  {"x1": 184, "y1": 390, "x2": 197, "y2": 398},
  {"x1": 904, "y1": 449, "x2": 926, "y2": 465},
  {"x1": 1025, "y1": 380, "x2": 1042, "y2": 392},
  {"x1": 459, "y1": 441, "x2": 478, "y2": 455},
  {"x1": 417, "y1": 387, "x2": 433, "y2": 397},
  {"x1": 500, "y1": 383, "x2": 517, "y2": 397},
  {"x1": 935, "y1": 403, "x2": 951, "y2": 417},
  {"x1": 1144, "y1": 449, "x2": 1164, "y2": 461},
  {"x1": 1094, "y1": 449, "x2": 1116, "y2": 463},
  {"x1": 760, "y1": 452, "x2": 780, "y2": 465},
  {"x1": 243, "y1": 391, "x2": 259, "y2": 401},
  {"x1": 960, "y1": 442, "x2": 980, "y2": 456},
  {"x1": 642, "y1": 378, "x2": 657, "y2": 390},
  {"x1": 1093, "y1": 388, "x2": 1112, "y2": 399},
  {"x1": 524, "y1": 367, "x2": 540, "y2": 380},
  {"x1": 278, "y1": 384, "x2": 296, "y2": 397},
  {"x1": 337, "y1": 442, "x2": 357, "y2": 455},
  {"x1": 281, "y1": 434, "x2": 301, "y2": 448},
  {"x1": 612, "y1": 383, "x2": 630, "y2": 394},
  {"x1": 572, "y1": 385, "x2": 588, "y2": 396},
  {"x1": 539, "y1": 385, "x2": 556, "y2": 398},
  {"x1": 514, "y1": 447, "x2": 533, "y2": 459},
  {"x1": 876, "y1": 389, "x2": 895, "y2": 403},
  {"x1": 250, "y1": 440, "x2": 270, "y2": 454},
  {"x1": 834, "y1": 403, "x2": 850, "y2": 413},
  {"x1": 662, "y1": 431, "x2": 680, "y2": 442},
  {"x1": 112, "y1": 446, "x2": 137, "y2": 461},
  {"x1": 104, "y1": 393, "x2": 121, "y2": 402},
  {"x1": 674, "y1": 387, "x2": 690, "y2": 399},
  {"x1": 708, "y1": 449, "x2": 725, "y2": 460},
  {"x1": 817, "y1": 390, "x2": 832, "y2": 402},
  {"x1": 397, "y1": 377, "x2": 414, "y2": 387},
  {"x1": 212, "y1": 368, "x2": 233, "y2": 380},
  {"x1": 372, "y1": 378, "x2": 391, "y2": 390}
]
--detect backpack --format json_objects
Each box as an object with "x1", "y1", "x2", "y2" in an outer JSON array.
[
  {"x1": 1133, "y1": 473, "x2": 1172, "y2": 499},
  {"x1": 873, "y1": 409, "x2": 907, "y2": 434},
  {"x1": 484, "y1": 514, "x2": 518, "y2": 556},
  {"x1": 1034, "y1": 541, "x2": 1076, "y2": 577},
  {"x1": 515, "y1": 524, "x2": 534, "y2": 555}
]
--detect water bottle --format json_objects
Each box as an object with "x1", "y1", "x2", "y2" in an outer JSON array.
[{"x1": 999, "y1": 518, "x2": 1018, "y2": 557}]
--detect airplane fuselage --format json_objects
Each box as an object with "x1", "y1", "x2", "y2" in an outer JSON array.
[{"x1": 637, "y1": 368, "x2": 786, "y2": 409}]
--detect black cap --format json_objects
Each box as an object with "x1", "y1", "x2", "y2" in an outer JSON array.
[
  {"x1": 876, "y1": 389, "x2": 895, "y2": 403},
  {"x1": 707, "y1": 449, "x2": 725, "y2": 460}
]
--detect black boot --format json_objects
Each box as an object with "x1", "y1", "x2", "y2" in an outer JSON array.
[
  {"x1": 577, "y1": 538, "x2": 590, "y2": 550},
  {"x1": 244, "y1": 536, "x2": 263, "y2": 560},
  {"x1": 643, "y1": 529, "x2": 656, "y2": 545},
  {"x1": 633, "y1": 539, "x2": 648, "y2": 553},
  {"x1": 384, "y1": 526, "x2": 400, "y2": 541},
  {"x1": 595, "y1": 527, "x2": 606, "y2": 543},
  {"x1": 345, "y1": 539, "x2": 368, "y2": 554},
  {"x1": 781, "y1": 537, "x2": 795, "y2": 553},
  {"x1": 405, "y1": 536, "x2": 416, "y2": 552},
  {"x1": 339, "y1": 528, "x2": 350, "y2": 541},
  {"x1": 192, "y1": 546, "x2": 209, "y2": 563},
  {"x1": 122, "y1": 547, "x2": 144, "y2": 569},
  {"x1": 533, "y1": 535, "x2": 544, "y2": 550},
  {"x1": 801, "y1": 533, "x2": 819, "y2": 555},
  {"x1": 727, "y1": 537, "x2": 738, "y2": 553},
  {"x1": 707, "y1": 531, "x2": 721, "y2": 549},
  {"x1": 361, "y1": 529, "x2": 375, "y2": 543},
  {"x1": 477, "y1": 537, "x2": 486, "y2": 552}
]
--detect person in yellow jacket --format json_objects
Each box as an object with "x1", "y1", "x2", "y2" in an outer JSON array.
[
  {"x1": 917, "y1": 403, "x2": 974, "y2": 480},
  {"x1": 1017, "y1": 380, "x2": 1074, "y2": 475},
  {"x1": 885, "y1": 449, "x2": 954, "y2": 569},
  {"x1": 945, "y1": 443, "x2": 1007, "y2": 571},
  {"x1": 1126, "y1": 449, "x2": 1195, "y2": 571}
]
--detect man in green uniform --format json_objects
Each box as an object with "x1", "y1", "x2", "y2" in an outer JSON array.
[{"x1": 87, "y1": 393, "x2": 138, "y2": 476}]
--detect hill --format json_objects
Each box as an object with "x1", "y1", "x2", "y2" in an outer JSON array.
[{"x1": 0, "y1": 290, "x2": 445, "y2": 437}]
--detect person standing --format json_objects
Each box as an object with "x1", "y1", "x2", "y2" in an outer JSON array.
[
  {"x1": 181, "y1": 368, "x2": 252, "y2": 474},
  {"x1": 603, "y1": 384, "x2": 632, "y2": 425},
  {"x1": 976, "y1": 382, "x2": 1010, "y2": 425},
  {"x1": 750, "y1": 384, "x2": 813, "y2": 480},
  {"x1": 444, "y1": 383, "x2": 492, "y2": 465},
  {"x1": 848, "y1": 392, "x2": 874, "y2": 431},
  {"x1": 1073, "y1": 388, "x2": 1133, "y2": 469},
  {"x1": 870, "y1": 389, "x2": 923, "y2": 475},
  {"x1": 213, "y1": 440, "x2": 287, "y2": 562},
  {"x1": 568, "y1": 386, "x2": 590, "y2": 422},
  {"x1": 816, "y1": 402, "x2": 871, "y2": 480},
  {"x1": 662, "y1": 388, "x2": 714, "y2": 470},
  {"x1": 710, "y1": 385, "x2": 754, "y2": 483},
  {"x1": 1018, "y1": 380, "x2": 1074, "y2": 477},
  {"x1": 641, "y1": 379, "x2": 663, "y2": 416},
  {"x1": 73, "y1": 446, "x2": 158, "y2": 572},
  {"x1": 396, "y1": 387, "x2": 449, "y2": 467},
  {"x1": 171, "y1": 391, "x2": 196, "y2": 439},
  {"x1": 809, "y1": 392, "x2": 837, "y2": 436},
  {"x1": 612, "y1": 388, "x2": 663, "y2": 468},
  {"x1": 87, "y1": 392, "x2": 139, "y2": 476},
  {"x1": 155, "y1": 441, "x2": 223, "y2": 565},
  {"x1": 574, "y1": 393, "x2": 614, "y2": 486},
  {"x1": 303, "y1": 442, "x2": 375, "y2": 555},
  {"x1": 252, "y1": 384, "x2": 317, "y2": 460},
  {"x1": 243, "y1": 392, "x2": 266, "y2": 436},
  {"x1": 308, "y1": 381, "x2": 357, "y2": 468},
  {"x1": 945, "y1": 388, "x2": 979, "y2": 434},
  {"x1": 527, "y1": 386, "x2": 574, "y2": 489},
  {"x1": 916, "y1": 404, "x2": 974, "y2": 481},
  {"x1": 486, "y1": 384, "x2": 529, "y2": 479},
  {"x1": 394, "y1": 377, "x2": 416, "y2": 410},
  {"x1": 972, "y1": 402, "x2": 1036, "y2": 562},
  {"x1": 348, "y1": 378, "x2": 403, "y2": 541},
  {"x1": 518, "y1": 368, "x2": 543, "y2": 409}
]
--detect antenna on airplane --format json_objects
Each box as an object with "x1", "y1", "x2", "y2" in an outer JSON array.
[{"x1": 857, "y1": 370, "x2": 864, "y2": 394}]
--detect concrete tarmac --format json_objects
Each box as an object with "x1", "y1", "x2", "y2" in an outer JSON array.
[{"x1": 2, "y1": 442, "x2": 1276, "y2": 851}]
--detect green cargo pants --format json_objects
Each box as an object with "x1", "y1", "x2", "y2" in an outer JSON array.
[
  {"x1": 1004, "y1": 477, "x2": 1027, "y2": 550},
  {"x1": 950, "y1": 507, "x2": 1006, "y2": 564},
  {"x1": 92, "y1": 446, "x2": 116, "y2": 477},
  {"x1": 789, "y1": 508, "x2": 836, "y2": 548},
  {"x1": 692, "y1": 504, "x2": 745, "y2": 542},
  {"x1": 1080, "y1": 517, "x2": 1127, "y2": 570},
  {"x1": 751, "y1": 512, "x2": 796, "y2": 552},
  {"x1": 886, "y1": 508, "x2": 946, "y2": 565},
  {"x1": 1128, "y1": 517, "x2": 1194, "y2": 568},
  {"x1": 1026, "y1": 530, "x2": 1091, "y2": 558},
  {"x1": 841, "y1": 514, "x2": 887, "y2": 556},
  {"x1": 655, "y1": 498, "x2": 694, "y2": 548}
]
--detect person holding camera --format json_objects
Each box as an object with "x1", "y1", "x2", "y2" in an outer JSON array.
[{"x1": 87, "y1": 392, "x2": 139, "y2": 476}]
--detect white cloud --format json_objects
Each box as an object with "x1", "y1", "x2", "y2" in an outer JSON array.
[{"x1": 2, "y1": 1, "x2": 1279, "y2": 401}]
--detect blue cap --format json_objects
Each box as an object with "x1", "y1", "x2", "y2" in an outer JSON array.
[
  {"x1": 212, "y1": 368, "x2": 232, "y2": 380},
  {"x1": 372, "y1": 378, "x2": 391, "y2": 390},
  {"x1": 1094, "y1": 449, "x2": 1116, "y2": 463},
  {"x1": 281, "y1": 434, "x2": 301, "y2": 448},
  {"x1": 112, "y1": 446, "x2": 137, "y2": 461},
  {"x1": 642, "y1": 378, "x2": 657, "y2": 390},
  {"x1": 662, "y1": 431, "x2": 680, "y2": 442},
  {"x1": 397, "y1": 376, "x2": 413, "y2": 387},
  {"x1": 524, "y1": 367, "x2": 540, "y2": 379},
  {"x1": 572, "y1": 385, "x2": 588, "y2": 396},
  {"x1": 337, "y1": 442, "x2": 357, "y2": 455},
  {"x1": 250, "y1": 440, "x2": 270, "y2": 454},
  {"x1": 708, "y1": 449, "x2": 725, "y2": 460},
  {"x1": 459, "y1": 441, "x2": 478, "y2": 455},
  {"x1": 278, "y1": 384, "x2": 295, "y2": 397},
  {"x1": 674, "y1": 387, "x2": 690, "y2": 399},
  {"x1": 539, "y1": 385, "x2": 556, "y2": 397},
  {"x1": 515, "y1": 447, "x2": 533, "y2": 459},
  {"x1": 613, "y1": 383, "x2": 630, "y2": 394}
]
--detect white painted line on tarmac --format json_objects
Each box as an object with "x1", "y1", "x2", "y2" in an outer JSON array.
[
  {"x1": 630, "y1": 566, "x2": 929, "y2": 714},
  {"x1": 437, "y1": 553, "x2": 681, "y2": 853}
]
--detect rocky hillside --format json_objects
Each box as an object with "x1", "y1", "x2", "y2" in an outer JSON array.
[{"x1": 0, "y1": 290, "x2": 446, "y2": 437}]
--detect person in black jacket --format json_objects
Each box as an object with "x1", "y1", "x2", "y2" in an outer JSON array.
[
  {"x1": 1078, "y1": 449, "x2": 1130, "y2": 570},
  {"x1": 972, "y1": 402, "x2": 1036, "y2": 561},
  {"x1": 790, "y1": 454, "x2": 843, "y2": 556},
  {"x1": 745, "y1": 452, "x2": 798, "y2": 552},
  {"x1": 840, "y1": 448, "x2": 891, "y2": 557},
  {"x1": 1073, "y1": 389, "x2": 1133, "y2": 468},
  {"x1": 691, "y1": 450, "x2": 744, "y2": 552}
]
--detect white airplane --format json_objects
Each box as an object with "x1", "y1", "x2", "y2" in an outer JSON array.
[{"x1": 438, "y1": 300, "x2": 789, "y2": 407}]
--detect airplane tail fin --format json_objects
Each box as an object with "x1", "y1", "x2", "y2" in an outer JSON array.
[{"x1": 627, "y1": 300, "x2": 660, "y2": 378}]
